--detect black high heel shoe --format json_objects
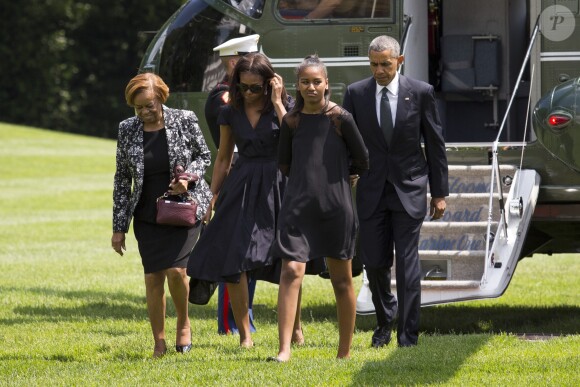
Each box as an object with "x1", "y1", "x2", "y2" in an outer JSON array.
[{"x1": 175, "y1": 343, "x2": 192, "y2": 353}]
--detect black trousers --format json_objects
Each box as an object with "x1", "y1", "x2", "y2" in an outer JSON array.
[{"x1": 358, "y1": 182, "x2": 423, "y2": 346}]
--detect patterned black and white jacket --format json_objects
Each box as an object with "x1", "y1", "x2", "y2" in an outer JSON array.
[{"x1": 112, "y1": 105, "x2": 213, "y2": 233}]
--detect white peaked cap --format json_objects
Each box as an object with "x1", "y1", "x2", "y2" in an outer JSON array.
[{"x1": 213, "y1": 34, "x2": 260, "y2": 57}]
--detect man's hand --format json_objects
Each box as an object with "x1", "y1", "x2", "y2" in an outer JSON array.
[
  {"x1": 429, "y1": 197, "x2": 446, "y2": 220},
  {"x1": 349, "y1": 174, "x2": 360, "y2": 187}
]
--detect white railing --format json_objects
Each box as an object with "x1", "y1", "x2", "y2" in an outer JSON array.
[{"x1": 482, "y1": 17, "x2": 541, "y2": 283}]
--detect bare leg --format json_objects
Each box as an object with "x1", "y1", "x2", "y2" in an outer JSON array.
[
  {"x1": 226, "y1": 272, "x2": 253, "y2": 347},
  {"x1": 326, "y1": 258, "x2": 355, "y2": 359},
  {"x1": 145, "y1": 271, "x2": 167, "y2": 357},
  {"x1": 165, "y1": 267, "x2": 191, "y2": 347},
  {"x1": 291, "y1": 286, "x2": 304, "y2": 345},
  {"x1": 276, "y1": 260, "x2": 306, "y2": 361}
]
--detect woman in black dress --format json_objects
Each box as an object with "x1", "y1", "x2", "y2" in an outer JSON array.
[
  {"x1": 188, "y1": 53, "x2": 303, "y2": 348},
  {"x1": 269, "y1": 55, "x2": 369, "y2": 362},
  {"x1": 111, "y1": 73, "x2": 212, "y2": 358}
]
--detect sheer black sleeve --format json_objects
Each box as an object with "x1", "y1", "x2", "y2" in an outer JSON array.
[{"x1": 340, "y1": 111, "x2": 369, "y2": 175}]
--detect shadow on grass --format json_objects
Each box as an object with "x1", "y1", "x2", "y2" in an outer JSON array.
[
  {"x1": 0, "y1": 286, "x2": 217, "y2": 325},
  {"x1": 420, "y1": 304, "x2": 580, "y2": 334},
  {"x1": 351, "y1": 335, "x2": 490, "y2": 386},
  {"x1": 352, "y1": 302, "x2": 578, "y2": 384},
  {"x1": 254, "y1": 301, "x2": 579, "y2": 336},
  {"x1": 355, "y1": 304, "x2": 579, "y2": 335},
  {"x1": 4, "y1": 285, "x2": 578, "y2": 337}
]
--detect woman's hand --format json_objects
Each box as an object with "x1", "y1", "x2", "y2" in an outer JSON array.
[
  {"x1": 111, "y1": 232, "x2": 126, "y2": 256},
  {"x1": 168, "y1": 178, "x2": 189, "y2": 195},
  {"x1": 270, "y1": 73, "x2": 288, "y2": 125},
  {"x1": 202, "y1": 205, "x2": 213, "y2": 223},
  {"x1": 202, "y1": 194, "x2": 218, "y2": 223},
  {"x1": 269, "y1": 73, "x2": 284, "y2": 104}
]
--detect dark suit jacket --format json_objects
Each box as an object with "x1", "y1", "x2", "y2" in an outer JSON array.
[{"x1": 343, "y1": 75, "x2": 448, "y2": 220}]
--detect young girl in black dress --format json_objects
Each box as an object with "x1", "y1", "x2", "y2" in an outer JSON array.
[{"x1": 269, "y1": 55, "x2": 369, "y2": 361}]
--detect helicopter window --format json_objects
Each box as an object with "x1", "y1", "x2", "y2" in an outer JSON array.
[
  {"x1": 226, "y1": 0, "x2": 265, "y2": 18},
  {"x1": 156, "y1": 0, "x2": 257, "y2": 93},
  {"x1": 278, "y1": 0, "x2": 391, "y2": 20}
]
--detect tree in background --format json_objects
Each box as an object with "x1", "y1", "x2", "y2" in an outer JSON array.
[{"x1": 0, "y1": 0, "x2": 184, "y2": 138}]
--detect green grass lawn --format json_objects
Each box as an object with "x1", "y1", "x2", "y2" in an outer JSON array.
[{"x1": 0, "y1": 122, "x2": 578, "y2": 386}]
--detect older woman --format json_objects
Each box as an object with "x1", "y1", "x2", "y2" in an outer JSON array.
[{"x1": 111, "y1": 73, "x2": 212, "y2": 358}]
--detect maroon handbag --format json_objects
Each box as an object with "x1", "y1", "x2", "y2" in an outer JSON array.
[
  {"x1": 155, "y1": 165, "x2": 199, "y2": 227},
  {"x1": 156, "y1": 192, "x2": 198, "y2": 227}
]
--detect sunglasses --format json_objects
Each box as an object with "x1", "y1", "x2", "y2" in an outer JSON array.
[{"x1": 238, "y1": 83, "x2": 264, "y2": 94}]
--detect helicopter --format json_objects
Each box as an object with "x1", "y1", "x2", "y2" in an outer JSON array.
[{"x1": 140, "y1": 0, "x2": 580, "y2": 310}]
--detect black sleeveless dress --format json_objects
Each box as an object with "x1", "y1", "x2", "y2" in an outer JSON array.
[{"x1": 133, "y1": 128, "x2": 201, "y2": 274}]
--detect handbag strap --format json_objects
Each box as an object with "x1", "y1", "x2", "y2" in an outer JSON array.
[{"x1": 157, "y1": 191, "x2": 196, "y2": 203}]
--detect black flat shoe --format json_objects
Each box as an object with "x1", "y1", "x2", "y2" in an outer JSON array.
[{"x1": 175, "y1": 343, "x2": 192, "y2": 353}]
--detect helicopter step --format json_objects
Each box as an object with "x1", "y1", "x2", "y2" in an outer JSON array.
[{"x1": 356, "y1": 164, "x2": 540, "y2": 313}]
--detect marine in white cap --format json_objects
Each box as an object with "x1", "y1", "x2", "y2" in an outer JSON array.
[
  {"x1": 202, "y1": 34, "x2": 260, "y2": 336},
  {"x1": 204, "y1": 34, "x2": 260, "y2": 147}
]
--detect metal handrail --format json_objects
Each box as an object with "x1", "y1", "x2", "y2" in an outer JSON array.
[
  {"x1": 516, "y1": 63, "x2": 536, "y2": 198},
  {"x1": 482, "y1": 15, "x2": 541, "y2": 283},
  {"x1": 398, "y1": 14, "x2": 412, "y2": 74}
]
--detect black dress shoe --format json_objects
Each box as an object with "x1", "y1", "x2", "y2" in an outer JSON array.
[
  {"x1": 371, "y1": 326, "x2": 392, "y2": 348},
  {"x1": 175, "y1": 343, "x2": 192, "y2": 353}
]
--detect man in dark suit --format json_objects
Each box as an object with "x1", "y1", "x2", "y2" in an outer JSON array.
[{"x1": 343, "y1": 35, "x2": 449, "y2": 347}]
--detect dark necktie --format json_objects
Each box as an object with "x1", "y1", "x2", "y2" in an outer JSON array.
[{"x1": 380, "y1": 88, "x2": 393, "y2": 146}]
